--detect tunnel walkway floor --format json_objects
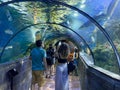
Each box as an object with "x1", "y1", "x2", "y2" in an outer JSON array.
[{"x1": 33, "y1": 74, "x2": 81, "y2": 90}]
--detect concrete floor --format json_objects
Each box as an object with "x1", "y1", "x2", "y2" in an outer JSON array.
[{"x1": 34, "y1": 75, "x2": 81, "y2": 90}]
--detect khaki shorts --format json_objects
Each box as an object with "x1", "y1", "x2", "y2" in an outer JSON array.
[{"x1": 32, "y1": 70, "x2": 46, "y2": 87}]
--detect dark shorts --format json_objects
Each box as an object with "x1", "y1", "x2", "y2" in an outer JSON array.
[{"x1": 46, "y1": 58, "x2": 54, "y2": 66}]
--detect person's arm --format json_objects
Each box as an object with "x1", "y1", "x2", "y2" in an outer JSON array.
[
  {"x1": 43, "y1": 50, "x2": 48, "y2": 73},
  {"x1": 43, "y1": 57, "x2": 47, "y2": 71},
  {"x1": 29, "y1": 50, "x2": 32, "y2": 60}
]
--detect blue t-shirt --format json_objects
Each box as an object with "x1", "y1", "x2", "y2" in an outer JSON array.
[{"x1": 31, "y1": 47, "x2": 46, "y2": 70}]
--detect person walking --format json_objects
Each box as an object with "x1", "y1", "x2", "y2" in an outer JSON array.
[
  {"x1": 55, "y1": 42, "x2": 70, "y2": 90},
  {"x1": 29, "y1": 40, "x2": 48, "y2": 90},
  {"x1": 46, "y1": 44, "x2": 55, "y2": 78}
]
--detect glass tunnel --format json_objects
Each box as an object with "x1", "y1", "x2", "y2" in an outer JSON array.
[{"x1": 0, "y1": 0, "x2": 120, "y2": 90}]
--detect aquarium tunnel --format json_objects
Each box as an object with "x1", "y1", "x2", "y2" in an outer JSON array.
[{"x1": 0, "y1": 0, "x2": 120, "y2": 90}]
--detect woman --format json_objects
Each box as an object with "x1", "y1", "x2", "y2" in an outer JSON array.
[{"x1": 55, "y1": 42, "x2": 70, "y2": 90}]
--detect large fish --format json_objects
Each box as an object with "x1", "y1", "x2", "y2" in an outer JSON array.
[{"x1": 79, "y1": 0, "x2": 120, "y2": 29}]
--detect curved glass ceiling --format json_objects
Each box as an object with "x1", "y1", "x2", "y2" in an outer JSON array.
[{"x1": 0, "y1": 0, "x2": 120, "y2": 74}]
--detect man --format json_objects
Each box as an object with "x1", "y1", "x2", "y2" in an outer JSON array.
[
  {"x1": 46, "y1": 44, "x2": 55, "y2": 78},
  {"x1": 30, "y1": 40, "x2": 47, "y2": 90}
]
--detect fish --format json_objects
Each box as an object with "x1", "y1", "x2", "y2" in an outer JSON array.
[
  {"x1": 79, "y1": 13, "x2": 107, "y2": 28},
  {"x1": 5, "y1": 46, "x2": 13, "y2": 50},
  {"x1": 79, "y1": 0, "x2": 120, "y2": 29},
  {"x1": 5, "y1": 29, "x2": 13, "y2": 35},
  {"x1": 6, "y1": 10, "x2": 13, "y2": 21}
]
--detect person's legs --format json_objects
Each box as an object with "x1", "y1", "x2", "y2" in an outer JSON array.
[
  {"x1": 50, "y1": 65, "x2": 52, "y2": 76},
  {"x1": 31, "y1": 84, "x2": 35, "y2": 90},
  {"x1": 51, "y1": 64, "x2": 54, "y2": 76},
  {"x1": 31, "y1": 71, "x2": 38, "y2": 90},
  {"x1": 37, "y1": 71, "x2": 46, "y2": 90},
  {"x1": 32, "y1": 71, "x2": 36, "y2": 90},
  {"x1": 46, "y1": 65, "x2": 51, "y2": 78},
  {"x1": 38, "y1": 86, "x2": 43, "y2": 90},
  {"x1": 52, "y1": 58, "x2": 56, "y2": 75}
]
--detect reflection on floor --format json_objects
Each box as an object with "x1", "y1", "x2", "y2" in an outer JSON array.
[{"x1": 34, "y1": 75, "x2": 81, "y2": 90}]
